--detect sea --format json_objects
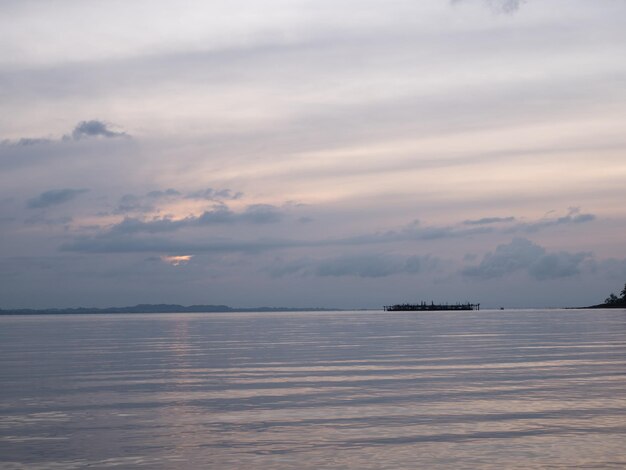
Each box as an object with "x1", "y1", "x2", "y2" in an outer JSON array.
[{"x1": 1, "y1": 309, "x2": 626, "y2": 469}]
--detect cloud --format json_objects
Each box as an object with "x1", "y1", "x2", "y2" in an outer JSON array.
[
  {"x1": 451, "y1": 0, "x2": 525, "y2": 13},
  {"x1": 316, "y1": 254, "x2": 404, "y2": 278},
  {"x1": 107, "y1": 203, "x2": 284, "y2": 235},
  {"x1": 338, "y1": 219, "x2": 493, "y2": 247},
  {"x1": 114, "y1": 194, "x2": 154, "y2": 215},
  {"x1": 113, "y1": 188, "x2": 242, "y2": 215},
  {"x1": 146, "y1": 188, "x2": 182, "y2": 199},
  {"x1": 195, "y1": 206, "x2": 237, "y2": 224},
  {"x1": 591, "y1": 258, "x2": 626, "y2": 278},
  {"x1": 113, "y1": 189, "x2": 182, "y2": 215},
  {"x1": 185, "y1": 188, "x2": 243, "y2": 201},
  {"x1": 108, "y1": 216, "x2": 186, "y2": 235},
  {"x1": 512, "y1": 207, "x2": 596, "y2": 233},
  {"x1": 1, "y1": 138, "x2": 53, "y2": 147},
  {"x1": 528, "y1": 251, "x2": 590, "y2": 281},
  {"x1": 240, "y1": 204, "x2": 283, "y2": 224},
  {"x1": 487, "y1": 0, "x2": 525, "y2": 13},
  {"x1": 24, "y1": 215, "x2": 73, "y2": 226},
  {"x1": 2, "y1": 120, "x2": 130, "y2": 145},
  {"x1": 57, "y1": 205, "x2": 597, "y2": 277},
  {"x1": 463, "y1": 216, "x2": 516, "y2": 226},
  {"x1": 60, "y1": 233, "x2": 298, "y2": 254},
  {"x1": 463, "y1": 238, "x2": 590, "y2": 280},
  {"x1": 554, "y1": 207, "x2": 596, "y2": 225},
  {"x1": 268, "y1": 254, "x2": 439, "y2": 279},
  {"x1": 70, "y1": 120, "x2": 128, "y2": 140},
  {"x1": 337, "y1": 209, "x2": 593, "y2": 248},
  {"x1": 27, "y1": 188, "x2": 89, "y2": 209}
]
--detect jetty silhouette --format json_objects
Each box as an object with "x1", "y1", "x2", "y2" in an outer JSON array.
[{"x1": 384, "y1": 302, "x2": 479, "y2": 311}]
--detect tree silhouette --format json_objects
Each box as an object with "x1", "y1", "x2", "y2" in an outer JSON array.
[{"x1": 603, "y1": 282, "x2": 626, "y2": 306}]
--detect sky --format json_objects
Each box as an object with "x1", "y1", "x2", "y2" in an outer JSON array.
[{"x1": 1, "y1": 0, "x2": 625, "y2": 309}]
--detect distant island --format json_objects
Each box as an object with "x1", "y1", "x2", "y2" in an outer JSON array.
[
  {"x1": 0, "y1": 304, "x2": 337, "y2": 315},
  {"x1": 586, "y1": 282, "x2": 626, "y2": 308}
]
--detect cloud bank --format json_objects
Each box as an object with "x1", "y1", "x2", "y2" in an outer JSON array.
[
  {"x1": 463, "y1": 238, "x2": 591, "y2": 280},
  {"x1": 27, "y1": 189, "x2": 89, "y2": 209}
]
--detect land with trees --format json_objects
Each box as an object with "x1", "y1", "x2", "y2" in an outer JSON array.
[{"x1": 588, "y1": 283, "x2": 626, "y2": 308}]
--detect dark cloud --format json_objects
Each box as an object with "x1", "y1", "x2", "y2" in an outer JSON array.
[
  {"x1": 528, "y1": 251, "x2": 590, "y2": 281},
  {"x1": 265, "y1": 259, "x2": 313, "y2": 278},
  {"x1": 1, "y1": 120, "x2": 128, "y2": 145},
  {"x1": 463, "y1": 238, "x2": 590, "y2": 280},
  {"x1": 489, "y1": 0, "x2": 525, "y2": 13},
  {"x1": 146, "y1": 188, "x2": 181, "y2": 199},
  {"x1": 24, "y1": 215, "x2": 73, "y2": 226},
  {"x1": 512, "y1": 208, "x2": 596, "y2": 233},
  {"x1": 58, "y1": 208, "x2": 596, "y2": 273},
  {"x1": 591, "y1": 258, "x2": 626, "y2": 278},
  {"x1": 60, "y1": 233, "x2": 298, "y2": 254},
  {"x1": 89, "y1": 203, "x2": 284, "y2": 238},
  {"x1": 186, "y1": 188, "x2": 243, "y2": 201},
  {"x1": 0, "y1": 120, "x2": 131, "y2": 173},
  {"x1": 463, "y1": 238, "x2": 544, "y2": 279},
  {"x1": 112, "y1": 189, "x2": 182, "y2": 215},
  {"x1": 316, "y1": 254, "x2": 403, "y2": 278},
  {"x1": 70, "y1": 120, "x2": 128, "y2": 140},
  {"x1": 451, "y1": 0, "x2": 525, "y2": 13},
  {"x1": 109, "y1": 217, "x2": 184, "y2": 235},
  {"x1": 463, "y1": 216, "x2": 516, "y2": 226},
  {"x1": 457, "y1": 209, "x2": 594, "y2": 234},
  {"x1": 240, "y1": 204, "x2": 283, "y2": 224},
  {"x1": 339, "y1": 220, "x2": 493, "y2": 246},
  {"x1": 268, "y1": 254, "x2": 438, "y2": 279},
  {"x1": 64, "y1": 210, "x2": 582, "y2": 259},
  {"x1": 196, "y1": 206, "x2": 236, "y2": 224},
  {"x1": 27, "y1": 188, "x2": 89, "y2": 209},
  {"x1": 114, "y1": 194, "x2": 154, "y2": 215},
  {"x1": 1, "y1": 138, "x2": 53, "y2": 147},
  {"x1": 555, "y1": 208, "x2": 595, "y2": 224},
  {"x1": 114, "y1": 188, "x2": 242, "y2": 215}
]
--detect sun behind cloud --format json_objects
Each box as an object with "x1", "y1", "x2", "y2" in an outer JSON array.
[{"x1": 161, "y1": 255, "x2": 193, "y2": 266}]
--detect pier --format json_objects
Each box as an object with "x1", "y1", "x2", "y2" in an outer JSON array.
[{"x1": 384, "y1": 302, "x2": 480, "y2": 311}]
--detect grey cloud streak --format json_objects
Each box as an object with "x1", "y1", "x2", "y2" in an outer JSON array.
[
  {"x1": 107, "y1": 204, "x2": 284, "y2": 235},
  {"x1": 451, "y1": 0, "x2": 526, "y2": 14},
  {"x1": 60, "y1": 208, "x2": 598, "y2": 255},
  {"x1": 463, "y1": 216, "x2": 516, "y2": 226},
  {"x1": 510, "y1": 208, "x2": 595, "y2": 233},
  {"x1": 27, "y1": 188, "x2": 89, "y2": 209},
  {"x1": 70, "y1": 120, "x2": 128, "y2": 140},
  {"x1": 487, "y1": 0, "x2": 525, "y2": 13},
  {"x1": 2, "y1": 120, "x2": 129, "y2": 147},
  {"x1": 186, "y1": 188, "x2": 243, "y2": 201},
  {"x1": 336, "y1": 209, "x2": 596, "y2": 246},
  {"x1": 315, "y1": 254, "x2": 437, "y2": 278},
  {"x1": 60, "y1": 234, "x2": 300, "y2": 255},
  {"x1": 114, "y1": 188, "x2": 243, "y2": 215}
]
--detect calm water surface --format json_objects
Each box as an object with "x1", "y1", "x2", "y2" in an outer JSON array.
[{"x1": 1, "y1": 309, "x2": 626, "y2": 469}]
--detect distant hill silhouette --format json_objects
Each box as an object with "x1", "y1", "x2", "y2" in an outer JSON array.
[{"x1": 0, "y1": 304, "x2": 336, "y2": 315}]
